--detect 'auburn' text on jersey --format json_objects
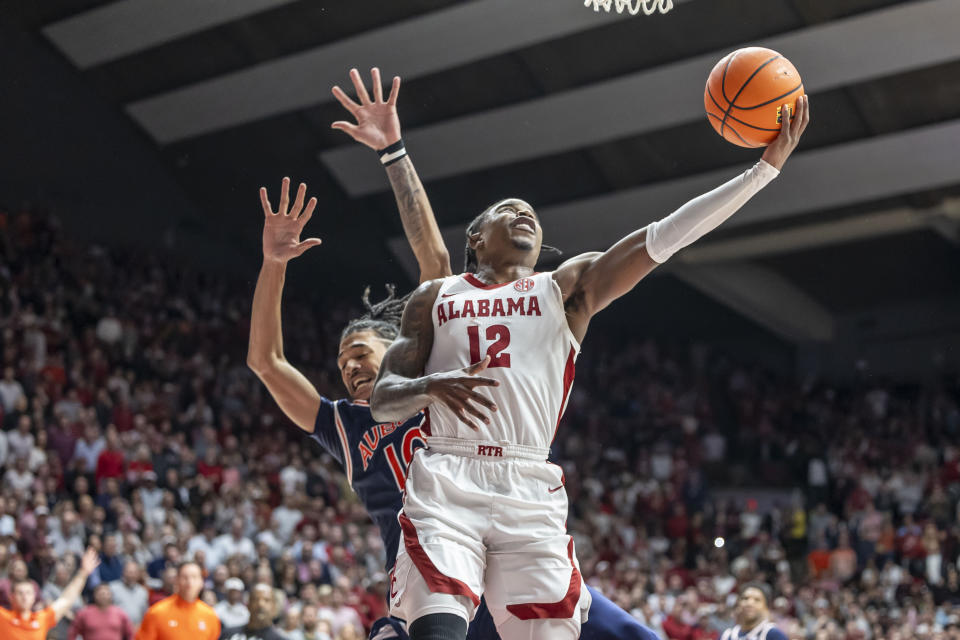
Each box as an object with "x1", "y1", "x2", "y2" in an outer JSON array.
[
  {"x1": 425, "y1": 272, "x2": 580, "y2": 448},
  {"x1": 310, "y1": 398, "x2": 426, "y2": 570}
]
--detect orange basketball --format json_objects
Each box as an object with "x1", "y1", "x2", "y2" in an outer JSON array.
[{"x1": 704, "y1": 47, "x2": 805, "y2": 148}]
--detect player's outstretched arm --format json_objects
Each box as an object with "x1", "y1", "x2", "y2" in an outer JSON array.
[
  {"x1": 52, "y1": 548, "x2": 99, "y2": 622},
  {"x1": 370, "y1": 280, "x2": 499, "y2": 427},
  {"x1": 332, "y1": 67, "x2": 452, "y2": 282},
  {"x1": 556, "y1": 96, "x2": 810, "y2": 337},
  {"x1": 247, "y1": 178, "x2": 325, "y2": 433}
]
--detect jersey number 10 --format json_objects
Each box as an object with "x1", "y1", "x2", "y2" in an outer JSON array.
[{"x1": 467, "y1": 324, "x2": 511, "y2": 368}]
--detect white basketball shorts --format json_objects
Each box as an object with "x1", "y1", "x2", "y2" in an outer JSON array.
[{"x1": 389, "y1": 437, "x2": 590, "y2": 640}]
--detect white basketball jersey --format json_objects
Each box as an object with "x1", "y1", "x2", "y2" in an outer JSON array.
[{"x1": 424, "y1": 272, "x2": 580, "y2": 448}]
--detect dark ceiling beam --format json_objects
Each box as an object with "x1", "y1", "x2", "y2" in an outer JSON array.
[
  {"x1": 323, "y1": 0, "x2": 960, "y2": 195},
  {"x1": 43, "y1": 0, "x2": 298, "y2": 68},
  {"x1": 679, "y1": 199, "x2": 960, "y2": 263},
  {"x1": 670, "y1": 261, "x2": 835, "y2": 342},
  {"x1": 124, "y1": 0, "x2": 631, "y2": 143}
]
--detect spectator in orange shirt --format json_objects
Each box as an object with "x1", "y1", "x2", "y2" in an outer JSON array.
[
  {"x1": 0, "y1": 548, "x2": 99, "y2": 640},
  {"x1": 135, "y1": 561, "x2": 220, "y2": 640}
]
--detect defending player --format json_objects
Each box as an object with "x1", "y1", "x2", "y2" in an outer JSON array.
[
  {"x1": 369, "y1": 87, "x2": 809, "y2": 640},
  {"x1": 249, "y1": 70, "x2": 661, "y2": 640}
]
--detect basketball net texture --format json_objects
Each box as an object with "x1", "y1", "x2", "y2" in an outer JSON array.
[{"x1": 585, "y1": 0, "x2": 673, "y2": 15}]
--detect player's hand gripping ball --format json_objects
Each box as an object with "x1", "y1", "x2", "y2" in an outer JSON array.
[{"x1": 704, "y1": 47, "x2": 805, "y2": 147}]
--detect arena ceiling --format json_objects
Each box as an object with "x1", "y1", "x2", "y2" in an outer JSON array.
[{"x1": 7, "y1": 0, "x2": 960, "y2": 345}]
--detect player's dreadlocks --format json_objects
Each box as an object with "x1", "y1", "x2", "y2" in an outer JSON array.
[
  {"x1": 463, "y1": 204, "x2": 561, "y2": 273},
  {"x1": 341, "y1": 284, "x2": 409, "y2": 343}
]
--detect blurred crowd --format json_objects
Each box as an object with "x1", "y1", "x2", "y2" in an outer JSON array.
[{"x1": 1, "y1": 209, "x2": 959, "y2": 640}]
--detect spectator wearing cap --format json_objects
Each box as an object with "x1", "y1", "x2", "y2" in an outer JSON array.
[
  {"x1": 214, "y1": 578, "x2": 249, "y2": 628},
  {"x1": 111, "y1": 562, "x2": 148, "y2": 626},
  {"x1": 20, "y1": 505, "x2": 50, "y2": 557},
  {"x1": 68, "y1": 583, "x2": 133, "y2": 640},
  {"x1": 719, "y1": 583, "x2": 787, "y2": 640},
  {"x1": 220, "y1": 583, "x2": 286, "y2": 640}
]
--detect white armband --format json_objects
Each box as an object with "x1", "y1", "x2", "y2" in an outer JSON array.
[{"x1": 645, "y1": 160, "x2": 779, "y2": 263}]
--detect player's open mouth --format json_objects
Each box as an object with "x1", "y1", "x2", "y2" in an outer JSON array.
[
  {"x1": 352, "y1": 377, "x2": 372, "y2": 392},
  {"x1": 511, "y1": 218, "x2": 536, "y2": 233}
]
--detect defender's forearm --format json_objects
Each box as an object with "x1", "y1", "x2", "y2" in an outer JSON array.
[
  {"x1": 386, "y1": 156, "x2": 451, "y2": 281},
  {"x1": 247, "y1": 261, "x2": 287, "y2": 369}
]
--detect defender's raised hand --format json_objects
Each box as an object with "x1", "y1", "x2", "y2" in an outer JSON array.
[
  {"x1": 331, "y1": 67, "x2": 402, "y2": 150},
  {"x1": 761, "y1": 94, "x2": 810, "y2": 170},
  {"x1": 259, "y1": 178, "x2": 321, "y2": 264}
]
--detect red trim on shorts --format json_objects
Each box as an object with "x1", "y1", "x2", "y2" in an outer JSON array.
[
  {"x1": 552, "y1": 346, "x2": 577, "y2": 443},
  {"x1": 506, "y1": 538, "x2": 581, "y2": 620},
  {"x1": 398, "y1": 513, "x2": 481, "y2": 607},
  {"x1": 547, "y1": 461, "x2": 566, "y2": 490}
]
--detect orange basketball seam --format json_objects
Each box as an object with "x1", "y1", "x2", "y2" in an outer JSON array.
[
  {"x1": 719, "y1": 54, "x2": 781, "y2": 139},
  {"x1": 729, "y1": 84, "x2": 804, "y2": 111},
  {"x1": 706, "y1": 89, "x2": 780, "y2": 132},
  {"x1": 706, "y1": 85, "x2": 764, "y2": 147},
  {"x1": 719, "y1": 51, "x2": 739, "y2": 104},
  {"x1": 705, "y1": 112, "x2": 763, "y2": 148}
]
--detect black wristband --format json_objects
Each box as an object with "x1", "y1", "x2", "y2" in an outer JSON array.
[{"x1": 377, "y1": 139, "x2": 407, "y2": 166}]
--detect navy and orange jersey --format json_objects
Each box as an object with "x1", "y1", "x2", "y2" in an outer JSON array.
[{"x1": 310, "y1": 397, "x2": 427, "y2": 570}]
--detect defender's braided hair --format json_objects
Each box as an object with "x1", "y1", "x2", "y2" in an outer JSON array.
[
  {"x1": 341, "y1": 284, "x2": 409, "y2": 343},
  {"x1": 463, "y1": 204, "x2": 562, "y2": 273}
]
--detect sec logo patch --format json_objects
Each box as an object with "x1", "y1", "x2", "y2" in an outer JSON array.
[{"x1": 514, "y1": 277, "x2": 535, "y2": 292}]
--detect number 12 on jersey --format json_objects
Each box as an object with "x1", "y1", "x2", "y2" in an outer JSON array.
[{"x1": 467, "y1": 324, "x2": 511, "y2": 368}]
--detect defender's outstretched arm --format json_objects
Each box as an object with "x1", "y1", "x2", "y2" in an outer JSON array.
[
  {"x1": 332, "y1": 67, "x2": 452, "y2": 282},
  {"x1": 247, "y1": 179, "x2": 324, "y2": 433}
]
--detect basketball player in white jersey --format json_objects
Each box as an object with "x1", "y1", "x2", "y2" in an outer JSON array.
[{"x1": 370, "y1": 97, "x2": 810, "y2": 640}]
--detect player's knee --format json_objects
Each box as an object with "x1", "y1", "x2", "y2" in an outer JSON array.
[{"x1": 409, "y1": 613, "x2": 468, "y2": 640}]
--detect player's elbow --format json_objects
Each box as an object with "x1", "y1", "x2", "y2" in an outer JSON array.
[
  {"x1": 432, "y1": 248, "x2": 452, "y2": 275},
  {"x1": 369, "y1": 401, "x2": 388, "y2": 423},
  {"x1": 368, "y1": 385, "x2": 391, "y2": 422},
  {"x1": 246, "y1": 352, "x2": 267, "y2": 376},
  {"x1": 419, "y1": 250, "x2": 452, "y2": 282},
  {"x1": 246, "y1": 352, "x2": 280, "y2": 378}
]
